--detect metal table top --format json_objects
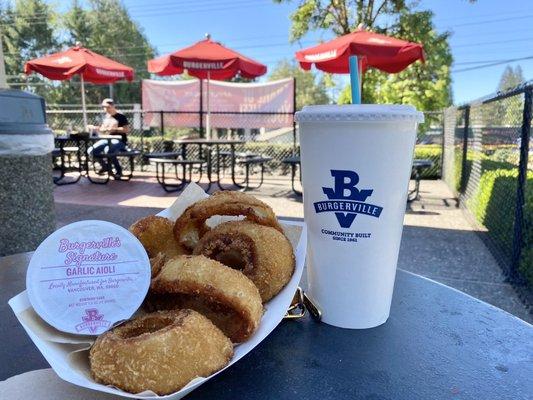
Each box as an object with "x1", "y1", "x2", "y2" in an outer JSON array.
[{"x1": 1, "y1": 251, "x2": 531, "y2": 399}]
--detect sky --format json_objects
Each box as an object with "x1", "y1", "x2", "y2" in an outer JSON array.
[{"x1": 65, "y1": 0, "x2": 533, "y2": 105}]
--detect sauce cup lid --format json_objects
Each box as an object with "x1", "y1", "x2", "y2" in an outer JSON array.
[{"x1": 26, "y1": 220, "x2": 151, "y2": 335}]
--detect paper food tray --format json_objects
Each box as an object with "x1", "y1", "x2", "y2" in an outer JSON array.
[{"x1": 9, "y1": 183, "x2": 307, "y2": 399}]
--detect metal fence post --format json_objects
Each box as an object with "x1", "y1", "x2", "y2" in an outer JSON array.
[
  {"x1": 510, "y1": 88, "x2": 532, "y2": 283},
  {"x1": 140, "y1": 110, "x2": 145, "y2": 172},
  {"x1": 440, "y1": 110, "x2": 445, "y2": 178},
  {"x1": 199, "y1": 79, "x2": 204, "y2": 138},
  {"x1": 159, "y1": 110, "x2": 164, "y2": 136},
  {"x1": 459, "y1": 106, "x2": 470, "y2": 198}
]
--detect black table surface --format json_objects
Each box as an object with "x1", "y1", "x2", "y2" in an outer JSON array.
[
  {"x1": 1, "y1": 251, "x2": 531, "y2": 399},
  {"x1": 174, "y1": 138, "x2": 245, "y2": 145}
]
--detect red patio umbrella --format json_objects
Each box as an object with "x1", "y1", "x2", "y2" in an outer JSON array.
[
  {"x1": 147, "y1": 35, "x2": 267, "y2": 138},
  {"x1": 25, "y1": 45, "x2": 134, "y2": 128},
  {"x1": 295, "y1": 28, "x2": 424, "y2": 102}
]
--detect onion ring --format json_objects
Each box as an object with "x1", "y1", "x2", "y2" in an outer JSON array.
[
  {"x1": 193, "y1": 221, "x2": 295, "y2": 302},
  {"x1": 130, "y1": 215, "x2": 184, "y2": 258},
  {"x1": 173, "y1": 191, "x2": 282, "y2": 252},
  {"x1": 147, "y1": 255, "x2": 263, "y2": 342},
  {"x1": 89, "y1": 309, "x2": 233, "y2": 395}
]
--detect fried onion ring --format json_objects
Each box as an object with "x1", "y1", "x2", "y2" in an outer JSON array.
[
  {"x1": 147, "y1": 255, "x2": 263, "y2": 342},
  {"x1": 149, "y1": 252, "x2": 168, "y2": 278},
  {"x1": 173, "y1": 191, "x2": 282, "y2": 252},
  {"x1": 89, "y1": 309, "x2": 233, "y2": 395},
  {"x1": 130, "y1": 215, "x2": 184, "y2": 258},
  {"x1": 193, "y1": 221, "x2": 295, "y2": 302}
]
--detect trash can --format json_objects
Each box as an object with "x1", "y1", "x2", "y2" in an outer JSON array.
[{"x1": 0, "y1": 89, "x2": 55, "y2": 256}]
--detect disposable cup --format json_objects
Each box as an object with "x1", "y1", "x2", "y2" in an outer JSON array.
[{"x1": 295, "y1": 104, "x2": 424, "y2": 329}]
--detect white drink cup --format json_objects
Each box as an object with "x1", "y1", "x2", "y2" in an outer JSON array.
[{"x1": 295, "y1": 104, "x2": 424, "y2": 329}]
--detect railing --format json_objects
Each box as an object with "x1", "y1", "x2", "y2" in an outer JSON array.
[{"x1": 442, "y1": 82, "x2": 532, "y2": 292}]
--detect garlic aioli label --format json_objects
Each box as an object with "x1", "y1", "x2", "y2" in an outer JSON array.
[{"x1": 26, "y1": 221, "x2": 151, "y2": 335}]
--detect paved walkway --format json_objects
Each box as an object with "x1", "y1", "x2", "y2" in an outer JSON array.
[{"x1": 54, "y1": 175, "x2": 531, "y2": 323}]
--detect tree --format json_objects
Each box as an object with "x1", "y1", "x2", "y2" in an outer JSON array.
[
  {"x1": 63, "y1": 0, "x2": 92, "y2": 46},
  {"x1": 339, "y1": 11, "x2": 451, "y2": 110},
  {"x1": 498, "y1": 66, "x2": 524, "y2": 125},
  {"x1": 480, "y1": 65, "x2": 525, "y2": 126},
  {"x1": 1, "y1": 0, "x2": 58, "y2": 97},
  {"x1": 276, "y1": 1, "x2": 453, "y2": 111},
  {"x1": 497, "y1": 65, "x2": 524, "y2": 92},
  {"x1": 1, "y1": 0, "x2": 155, "y2": 105},
  {"x1": 275, "y1": 0, "x2": 407, "y2": 41},
  {"x1": 269, "y1": 59, "x2": 330, "y2": 109},
  {"x1": 81, "y1": 0, "x2": 154, "y2": 104}
]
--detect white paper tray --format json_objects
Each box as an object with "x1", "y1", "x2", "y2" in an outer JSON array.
[{"x1": 9, "y1": 184, "x2": 307, "y2": 399}]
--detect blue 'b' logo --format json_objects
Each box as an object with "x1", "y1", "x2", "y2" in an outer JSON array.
[{"x1": 314, "y1": 170, "x2": 383, "y2": 228}]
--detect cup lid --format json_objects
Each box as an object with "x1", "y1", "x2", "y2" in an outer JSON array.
[
  {"x1": 26, "y1": 220, "x2": 151, "y2": 335},
  {"x1": 295, "y1": 104, "x2": 424, "y2": 123}
]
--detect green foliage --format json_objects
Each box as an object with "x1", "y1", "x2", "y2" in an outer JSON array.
[
  {"x1": 76, "y1": 0, "x2": 155, "y2": 104},
  {"x1": 63, "y1": 0, "x2": 92, "y2": 46},
  {"x1": 466, "y1": 169, "x2": 533, "y2": 286},
  {"x1": 478, "y1": 68, "x2": 525, "y2": 126},
  {"x1": 453, "y1": 144, "x2": 532, "y2": 286},
  {"x1": 1, "y1": 0, "x2": 59, "y2": 97},
  {"x1": 454, "y1": 147, "x2": 517, "y2": 192},
  {"x1": 1, "y1": 0, "x2": 155, "y2": 105},
  {"x1": 275, "y1": 0, "x2": 407, "y2": 41},
  {"x1": 277, "y1": 1, "x2": 452, "y2": 109},
  {"x1": 498, "y1": 66, "x2": 525, "y2": 91},
  {"x1": 413, "y1": 145, "x2": 441, "y2": 179},
  {"x1": 338, "y1": 10, "x2": 452, "y2": 111},
  {"x1": 268, "y1": 59, "x2": 330, "y2": 109}
]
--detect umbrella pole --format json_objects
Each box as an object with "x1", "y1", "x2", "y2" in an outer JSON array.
[
  {"x1": 206, "y1": 71, "x2": 211, "y2": 140},
  {"x1": 80, "y1": 75, "x2": 88, "y2": 130}
]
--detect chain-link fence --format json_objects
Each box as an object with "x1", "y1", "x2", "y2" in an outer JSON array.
[
  {"x1": 442, "y1": 82, "x2": 532, "y2": 291},
  {"x1": 47, "y1": 108, "x2": 298, "y2": 174},
  {"x1": 416, "y1": 111, "x2": 443, "y2": 179},
  {"x1": 47, "y1": 108, "x2": 443, "y2": 178}
]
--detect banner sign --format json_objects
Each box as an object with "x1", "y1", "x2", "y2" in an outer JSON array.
[{"x1": 142, "y1": 78, "x2": 294, "y2": 129}]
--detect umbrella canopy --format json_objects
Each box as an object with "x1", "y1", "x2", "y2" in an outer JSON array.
[
  {"x1": 295, "y1": 29, "x2": 424, "y2": 74},
  {"x1": 147, "y1": 37, "x2": 266, "y2": 80},
  {"x1": 24, "y1": 45, "x2": 134, "y2": 129},
  {"x1": 147, "y1": 36, "x2": 267, "y2": 138},
  {"x1": 24, "y1": 45, "x2": 134, "y2": 83}
]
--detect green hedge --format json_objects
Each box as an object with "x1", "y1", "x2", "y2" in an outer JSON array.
[
  {"x1": 467, "y1": 169, "x2": 533, "y2": 286},
  {"x1": 413, "y1": 145, "x2": 441, "y2": 179},
  {"x1": 454, "y1": 149, "x2": 517, "y2": 192}
]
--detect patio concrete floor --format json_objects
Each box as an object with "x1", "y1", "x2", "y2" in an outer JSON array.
[{"x1": 54, "y1": 174, "x2": 532, "y2": 323}]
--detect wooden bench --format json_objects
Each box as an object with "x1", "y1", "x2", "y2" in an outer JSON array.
[{"x1": 150, "y1": 158, "x2": 207, "y2": 192}]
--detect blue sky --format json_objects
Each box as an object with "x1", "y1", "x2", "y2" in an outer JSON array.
[{"x1": 74, "y1": 0, "x2": 533, "y2": 104}]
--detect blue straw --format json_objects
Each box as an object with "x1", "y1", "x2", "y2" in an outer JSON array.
[{"x1": 349, "y1": 55, "x2": 361, "y2": 104}]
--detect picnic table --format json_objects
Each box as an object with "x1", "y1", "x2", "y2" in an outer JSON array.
[
  {"x1": 408, "y1": 159, "x2": 434, "y2": 202},
  {"x1": 281, "y1": 157, "x2": 436, "y2": 200},
  {"x1": 52, "y1": 134, "x2": 140, "y2": 185},
  {"x1": 52, "y1": 137, "x2": 84, "y2": 185},
  {"x1": 1, "y1": 246, "x2": 531, "y2": 399},
  {"x1": 174, "y1": 138, "x2": 246, "y2": 192}
]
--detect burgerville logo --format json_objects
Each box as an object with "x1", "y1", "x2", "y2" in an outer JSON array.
[{"x1": 314, "y1": 170, "x2": 383, "y2": 229}]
